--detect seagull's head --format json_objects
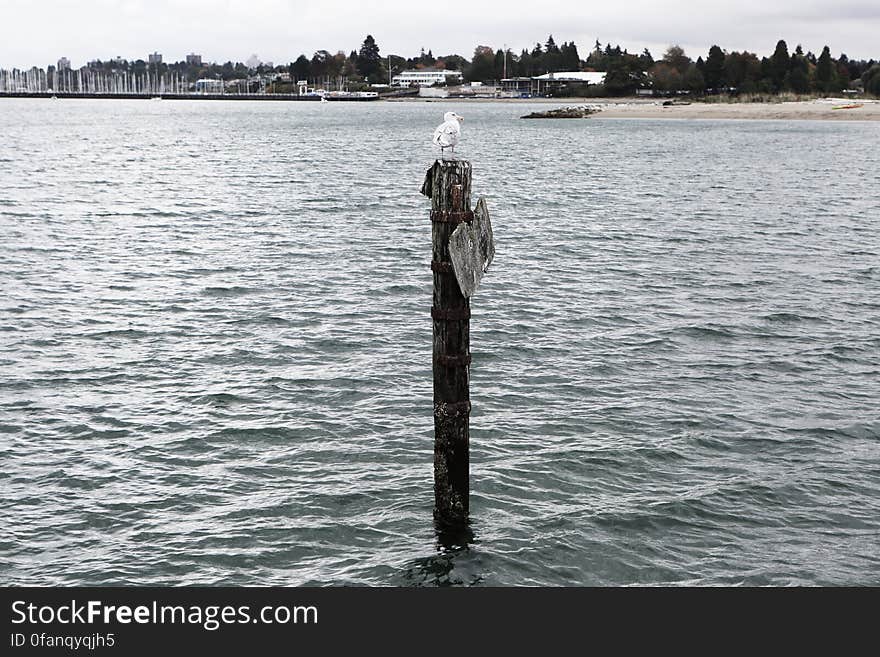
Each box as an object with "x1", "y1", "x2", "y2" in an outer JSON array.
[{"x1": 444, "y1": 111, "x2": 464, "y2": 123}]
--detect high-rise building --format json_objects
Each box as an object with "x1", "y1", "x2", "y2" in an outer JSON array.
[
  {"x1": 186, "y1": 53, "x2": 202, "y2": 66},
  {"x1": 57, "y1": 57, "x2": 70, "y2": 70},
  {"x1": 148, "y1": 52, "x2": 162, "y2": 65}
]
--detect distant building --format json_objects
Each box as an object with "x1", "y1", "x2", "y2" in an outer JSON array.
[
  {"x1": 57, "y1": 57, "x2": 71, "y2": 70},
  {"x1": 531, "y1": 71, "x2": 606, "y2": 85},
  {"x1": 500, "y1": 77, "x2": 532, "y2": 96},
  {"x1": 245, "y1": 54, "x2": 261, "y2": 70},
  {"x1": 391, "y1": 69, "x2": 463, "y2": 87},
  {"x1": 195, "y1": 79, "x2": 223, "y2": 93},
  {"x1": 502, "y1": 71, "x2": 606, "y2": 97},
  {"x1": 148, "y1": 52, "x2": 162, "y2": 65},
  {"x1": 531, "y1": 71, "x2": 606, "y2": 95},
  {"x1": 186, "y1": 53, "x2": 202, "y2": 66}
]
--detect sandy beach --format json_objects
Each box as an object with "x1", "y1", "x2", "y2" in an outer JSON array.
[
  {"x1": 401, "y1": 96, "x2": 880, "y2": 120},
  {"x1": 586, "y1": 98, "x2": 880, "y2": 121}
]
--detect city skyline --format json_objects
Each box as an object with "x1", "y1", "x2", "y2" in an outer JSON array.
[{"x1": 1, "y1": 0, "x2": 878, "y2": 69}]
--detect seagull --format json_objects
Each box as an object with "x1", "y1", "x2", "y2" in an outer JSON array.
[{"x1": 432, "y1": 112, "x2": 463, "y2": 158}]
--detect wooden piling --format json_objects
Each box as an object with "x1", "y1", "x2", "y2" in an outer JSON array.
[{"x1": 421, "y1": 159, "x2": 473, "y2": 527}]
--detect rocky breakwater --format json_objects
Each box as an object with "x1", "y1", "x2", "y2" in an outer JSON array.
[{"x1": 521, "y1": 105, "x2": 600, "y2": 119}]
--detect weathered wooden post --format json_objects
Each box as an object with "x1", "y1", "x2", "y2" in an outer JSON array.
[{"x1": 421, "y1": 159, "x2": 494, "y2": 529}]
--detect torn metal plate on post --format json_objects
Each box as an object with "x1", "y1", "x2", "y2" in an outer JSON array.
[{"x1": 449, "y1": 197, "x2": 495, "y2": 299}]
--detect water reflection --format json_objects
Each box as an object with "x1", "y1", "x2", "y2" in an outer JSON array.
[
  {"x1": 399, "y1": 519, "x2": 482, "y2": 587},
  {"x1": 434, "y1": 516, "x2": 474, "y2": 552}
]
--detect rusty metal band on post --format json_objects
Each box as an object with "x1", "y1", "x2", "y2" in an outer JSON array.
[
  {"x1": 431, "y1": 260, "x2": 454, "y2": 273},
  {"x1": 431, "y1": 306, "x2": 471, "y2": 321},
  {"x1": 433, "y1": 400, "x2": 472, "y2": 418},
  {"x1": 436, "y1": 353, "x2": 471, "y2": 367},
  {"x1": 430, "y1": 210, "x2": 474, "y2": 224}
]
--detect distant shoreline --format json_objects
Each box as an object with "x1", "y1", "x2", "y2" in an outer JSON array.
[
  {"x1": 397, "y1": 96, "x2": 880, "y2": 121},
  {"x1": 591, "y1": 98, "x2": 880, "y2": 121},
  {"x1": 2, "y1": 92, "x2": 877, "y2": 120}
]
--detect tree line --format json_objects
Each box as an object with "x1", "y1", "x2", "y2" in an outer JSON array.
[
  {"x1": 594, "y1": 40, "x2": 879, "y2": 97},
  {"x1": 17, "y1": 34, "x2": 880, "y2": 96},
  {"x1": 289, "y1": 34, "x2": 878, "y2": 96}
]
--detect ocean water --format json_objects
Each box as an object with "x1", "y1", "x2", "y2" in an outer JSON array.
[{"x1": 1, "y1": 98, "x2": 878, "y2": 586}]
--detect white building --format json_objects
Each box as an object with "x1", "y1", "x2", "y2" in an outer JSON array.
[
  {"x1": 531, "y1": 71, "x2": 606, "y2": 85},
  {"x1": 57, "y1": 57, "x2": 71, "y2": 70},
  {"x1": 530, "y1": 71, "x2": 606, "y2": 96},
  {"x1": 391, "y1": 69, "x2": 462, "y2": 87},
  {"x1": 195, "y1": 79, "x2": 223, "y2": 93}
]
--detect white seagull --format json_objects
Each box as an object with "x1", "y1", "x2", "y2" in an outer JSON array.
[{"x1": 432, "y1": 111, "x2": 463, "y2": 158}]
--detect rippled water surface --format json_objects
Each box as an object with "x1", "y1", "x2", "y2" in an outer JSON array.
[{"x1": 2, "y1": 99, "x2": 879, "y2": 585}]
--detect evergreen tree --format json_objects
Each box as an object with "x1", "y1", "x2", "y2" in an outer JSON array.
[
  {"x1": 787, "y1": 47, "x2": 810, "y2": 93},
  {"x1": 356, "y1": 34, "x2": 383, "y2": 83},
  {"x1": 541, "y1": 35, "x2": 562, "y2": 71},
  {"x1": 494, "y1": 49, "x2": 505, "y2": 79},
  {"x1": 585, "y1": 45, "x2": 605, "y2": 71},
  {"x1": 703, "y1": 45, "x2": 726, "y2": 89},
  {"x1": 839, "y1": 53, "x2": 863, "y2": 82},
  {"x1": 863, "y1": 64, "x2": 880, "y2": 96},
  {"x1": 341, "y1": 52, "x2": 357, "y2": 78},
  {"x1": 561, "y1": 41, "x2": 581, "y2": 71},
  {"x1": 519, "y1": 49, "x2": 532, "y2": 76},
  {"x1": 769, "y1": 39, "x2": 790, "y2": 91},
  {"x1": 292, "y1": 54, "x2": 310, "y2": 82},
  {"x1": 815, "y1": 45, "x2": 836, "y2": 92}
]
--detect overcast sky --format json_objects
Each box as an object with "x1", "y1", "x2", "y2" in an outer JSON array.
[{"x1": 2, "y1": 0, "x2": 877, "y2": 68}]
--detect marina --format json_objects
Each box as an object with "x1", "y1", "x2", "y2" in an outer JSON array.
[{"x1": 0, "y1": 90, "x2": 379, "y2": 101}]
